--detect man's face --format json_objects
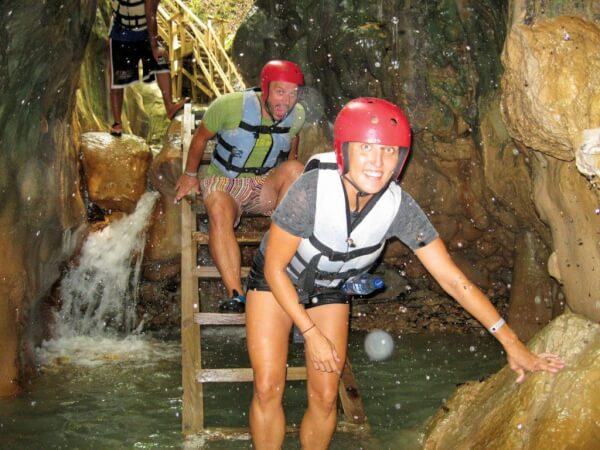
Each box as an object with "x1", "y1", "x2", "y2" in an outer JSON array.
[{"x1": 264, "y1": 80, "x2": 299, "y2": 120}]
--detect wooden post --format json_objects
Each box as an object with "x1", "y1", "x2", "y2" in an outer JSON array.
[{"x1": 180, "y1": 104, "x2": 203, "y2": 434}]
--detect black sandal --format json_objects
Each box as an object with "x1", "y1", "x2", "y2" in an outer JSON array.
[{"x1": 110, "y1": 122, "x2": 122, "y2": 137}]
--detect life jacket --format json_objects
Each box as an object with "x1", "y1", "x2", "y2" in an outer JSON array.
[
  {"x1": 111, "y1": 0, "x2": 147, "y2": 31},
  {"x1": 287, "y1": 152, "x2": 402, "y2": 292},
  {"x1": 212, "y1": 89, "x2": 300, "y2": 178}
]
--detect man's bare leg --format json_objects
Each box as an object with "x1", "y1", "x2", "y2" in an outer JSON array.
[
  {"x1": 259, "y1": 160, "x2": 304, "y2": 212},
  {"x1": 204, "y1": 191, "x2": 244, "y2": 299},
  {"x1": 155, "y1": 72, "x2": 186, "y2": 120}
]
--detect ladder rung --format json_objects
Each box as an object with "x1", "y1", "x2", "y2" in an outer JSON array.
[
  {"x1": 193, "y1": 266, "x2": 250, "y2": 278},
  {"x1": 195, "y1": 312, "x2": 245, "y2": 325},
  {"x1": 197, "y1": 367, "x2": 307, "y2": 383},
  {"x1": 192, "y1": 231, "x2": 263, "y2": 245}
]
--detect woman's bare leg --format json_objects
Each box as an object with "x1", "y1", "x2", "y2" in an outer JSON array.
[
  {"x1": 247, "y1": 290, "x2": 293, "y2": 449},
  {"x1": 300, "y1": 303, "x2": 350, "y2": 450}
]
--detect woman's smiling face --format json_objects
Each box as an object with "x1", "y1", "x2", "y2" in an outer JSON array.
[{"x1": 344, "y1": 141, "x2": 400, "y2": 194}]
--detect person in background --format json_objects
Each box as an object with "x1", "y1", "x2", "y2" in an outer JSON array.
[
  {"x1": 245, "y1": 97, "x2": 565, "y2": 449},
  {"x1": 175, "y1": 60, "x2": 306, "y2": 313},
  {"x1": 108, "y1": 0, "x2": 186, "y2": 136}
]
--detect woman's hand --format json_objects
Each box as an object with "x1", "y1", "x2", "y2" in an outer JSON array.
[
  {"x1": 505, "y1": 340, "x2": 565, "y2": 383},
  {"x1": 303, "y1": 327, "x2": 342, "y2": 374}
]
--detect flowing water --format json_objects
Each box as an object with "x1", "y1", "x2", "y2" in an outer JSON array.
[{"x1": 0, "y1": 330, "x2": 504, "y2": 449}]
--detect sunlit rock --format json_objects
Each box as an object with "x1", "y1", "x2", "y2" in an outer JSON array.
[
  {"x1": 502, "y1": 15, "x2": 600, "y2": 323},
  {"x1": 80, "y1": 132, "x2": 152, "y2": 213},
  {"x1": 501, "y1": 16, "x2": 600, "y2": 160},
  {"x1": 575, "y1": 127, "x2": 600, "y2": 179},
  {"x1": 532, "y1": 158, "x2": 600, "y2": 321},
  {"x1": 144, "y1": 120, "x2": 183, "y2": 280},
  {"x1": 423, "y1": 313, "x2": 600, "y2": 449}
]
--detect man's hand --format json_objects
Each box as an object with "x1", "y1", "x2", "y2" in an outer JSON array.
[
  {"x1": 174, "y1": 174, "x2": 200, "y2": 203},
  {"x1": 152, "y1": 45, "x2": 167, "y2": 63}
]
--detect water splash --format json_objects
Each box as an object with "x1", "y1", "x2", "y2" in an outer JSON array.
[{"x1": 55, "y1": 191, "x2": 159, "y2": 338}]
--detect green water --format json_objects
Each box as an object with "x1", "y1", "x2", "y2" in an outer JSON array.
[{"x1": 0, "y1": 330, "x2": 504, "y2": 449}]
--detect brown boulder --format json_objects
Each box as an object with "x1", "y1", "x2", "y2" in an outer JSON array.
[
  {"x1": 423, "y1": 313, "x2": 600, "y2": 450},
  {"x1": 81, "y1": 132, "x2": 153, "y2": 213}
]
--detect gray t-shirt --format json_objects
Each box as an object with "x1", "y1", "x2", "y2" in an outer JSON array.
[{"x1": 261, "y1": 169, "x2": 438, "y2": 253}]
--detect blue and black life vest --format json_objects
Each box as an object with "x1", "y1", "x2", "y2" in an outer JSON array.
[{"x1": 212, "y1": 89, "x2": 300, "y2": 178}]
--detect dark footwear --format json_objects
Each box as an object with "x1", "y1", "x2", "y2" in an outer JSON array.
[
  {"x1": 167, "y1": 97, "x2": 189, "y2": 120},
  {"x1": 110, "y1": 122, "x2": 122, "y2": 137},
  {"x1": 218, "y1": 290, "x2": 246, "y2": 313}
]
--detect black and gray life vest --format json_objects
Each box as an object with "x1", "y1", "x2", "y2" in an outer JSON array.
[
  {"x1": 111, "y1": 0, "x2": 147, "y2": 31},
  {"x1": 212, "y1": 90, "x2": 299, "y2": 178},
  {"x1": 287, "y1": 152, "x2": 402, "y2": 292}
]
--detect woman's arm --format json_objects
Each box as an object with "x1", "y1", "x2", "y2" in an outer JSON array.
[
  {"x1": 264, "y1": 222, "x2": 311, "y2": 332},
  {"x1": 415, "y1": 237, "x2": 564, "y2": 382},
  {"x1": 264, "y1": 222, "x2": 341, "y2": 373}
]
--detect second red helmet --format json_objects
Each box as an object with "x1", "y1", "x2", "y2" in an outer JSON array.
[
  {"x1": 260, "y1": 60, "x2": 305, "y2": 100},
  {"x1": 334, "y1": 97, "x2": 411, "y2": 180}
]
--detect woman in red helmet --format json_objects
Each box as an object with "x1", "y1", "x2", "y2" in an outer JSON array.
[{"x1": 245, "y1": 98, "x2": 564, "y2": 449}]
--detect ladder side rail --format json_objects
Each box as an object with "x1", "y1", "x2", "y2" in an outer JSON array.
[
  {"x1": 338, "y1": 357, "x2": 368, "y2": 425},
  {"x1": 181, "y1": 103, "x2": 203, "y2": 435}
]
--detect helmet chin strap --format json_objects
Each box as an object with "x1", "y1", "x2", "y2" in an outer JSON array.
[
  {"x1": 342, "y1": 172, "x2": 394, "y2": 214},
  {"x1": 342, "y1": 174, "x2": 369, "y2": 213}
]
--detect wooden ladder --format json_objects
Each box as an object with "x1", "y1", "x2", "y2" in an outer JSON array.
[{"x1": 179, "y1": 104, "x2": 369, "y2": 440}]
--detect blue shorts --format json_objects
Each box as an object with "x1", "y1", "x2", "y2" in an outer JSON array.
[{"x1": 246, "y1": 251, "x2": 350, "y2": 309}]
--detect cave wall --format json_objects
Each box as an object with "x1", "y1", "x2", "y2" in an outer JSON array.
[
  {"x1": 233, "y1": 0, "x2": 600, "y2": 326},
  {"x1": 0, "y1": 0, "x2": 97, "y2": 395},
  {"x1": 233, "y1": 0, "x2": 560, "y2": 327},
  {"x1": 501, "y1": 13, "x2": 600, "y2": 322}
]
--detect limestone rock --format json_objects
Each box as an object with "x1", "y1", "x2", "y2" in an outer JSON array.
[
  {"x1": 422, "y1": 313, "x2": 600, "y2": 450},
  {"x1": 144, "y1": 120, "x2": 183, "y2": 280},
  {"x1": 575, "y1": 127, "x2": 600, "y2": 179},
  {"x1": 501, "y1": 16, "x2": 600, "y2": 160},
  {"x1": 81, "y1": 132, "x2": 153, "y2": 213}
]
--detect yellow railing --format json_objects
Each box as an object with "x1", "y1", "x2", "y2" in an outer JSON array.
[{"x1": 156, "y1": 0, "x2": 246, "y2": 102}]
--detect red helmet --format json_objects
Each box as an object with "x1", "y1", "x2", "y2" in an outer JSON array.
[
  {"x1": 260, "y1": 60, "x2": 304, "y2": 101},
  {"x1": 334, "y1": 97, "x2": 411, "y2": 180}
]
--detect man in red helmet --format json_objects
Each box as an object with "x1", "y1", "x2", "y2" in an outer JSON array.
[
  {"x1": 244, "y1": 97, "x2": 564, "y2": 449},
  {"x1": 175, "y1": 60, "x2": 306, "y2": 312}
]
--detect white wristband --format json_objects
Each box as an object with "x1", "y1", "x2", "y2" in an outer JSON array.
[
  {"x1": 184, "y1": 171, "x2": 198, "y2": 177},
  {"x1": 488, "y1": 318, "x2": 506, "y2": 334}
]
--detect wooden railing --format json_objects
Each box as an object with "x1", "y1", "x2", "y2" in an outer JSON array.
[{"x1": 156, "y1": 0, "x2": 246, "y2": 102}]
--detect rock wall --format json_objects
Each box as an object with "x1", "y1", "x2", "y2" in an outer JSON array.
[
  {"x1": 0, "y1": 0, "x2": 97, "y2": 395},
  {"x1": 501, "y1": 15, "x2": 600, "y2": 322},
  {"x1": 422, "y1": 313, "x2": 600, "y2": 449}
]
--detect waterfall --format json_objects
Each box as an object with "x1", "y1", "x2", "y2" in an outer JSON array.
[{"x1": 55, "y1": 191, "x2": 159, "y2": 338}]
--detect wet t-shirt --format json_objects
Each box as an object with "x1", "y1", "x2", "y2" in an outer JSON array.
[{"x1": 262, "y1": 168, "x2": 438, "y2": 254}]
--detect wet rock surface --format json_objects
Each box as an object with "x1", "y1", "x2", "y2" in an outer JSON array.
[{"x1": 422, "y1": 313, "x2": 600, "y2": 450}]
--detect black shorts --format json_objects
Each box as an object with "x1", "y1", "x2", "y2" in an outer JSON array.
[
  {"x1": 109, "y1": 38, "x2": 170, "y2": 87},
  {"x1": 246, "y1": 251, "x2": 350, "y2": 309}
]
